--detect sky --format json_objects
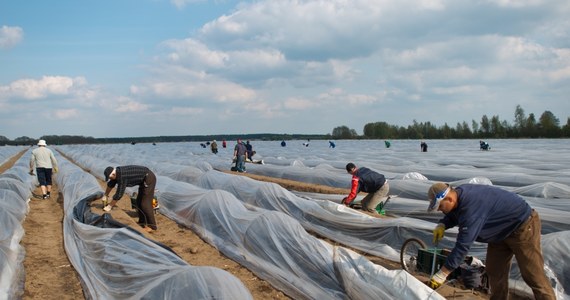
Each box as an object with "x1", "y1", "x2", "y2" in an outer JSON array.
[{"x1": 1, "y1": 0, "x2": 569, "y2": 139}]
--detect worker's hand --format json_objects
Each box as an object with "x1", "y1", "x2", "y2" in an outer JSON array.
[
  {"x1": 103, "y1": 204, "x2": 113, "y2": 212},
  {"x1": 102, "y1": 195, "x2": 108, "y2": 201},
  {"x1": 341, "y1": 197, "x2": 350, "y2": 206},
  {"x1": 29, "y1": 169, "x2": 34, "y2": 175},
  {"x1": 53, "y1": 166, "x2": 58, "y2": 173},
  {"x1": 433, "y1": 223, "x2": 445, "y2": 244},
  {"x1": 428, "y1": 269, "x2": 447, "y2": 289}
]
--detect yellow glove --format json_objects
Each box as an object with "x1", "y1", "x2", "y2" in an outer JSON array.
[
  {"x1": 53, "y1": 166, "x2": 58, "y2": 173},
  {"x1": 433, "y1": 223, "x2": 445, "y2": 244},
  {"x1": 428, "y1": 270, "x2": 447, "y2": 289}
]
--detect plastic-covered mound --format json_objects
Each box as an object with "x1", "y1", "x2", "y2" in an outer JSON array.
[
  {"x1": 154, "y1": 176, "x2": 445, "y2": 299},
  {"x1": 57, "y1": 140, "x2": 570, "y2": 299},
  {"x1": 0, "y1": 153, "x2": 34, "y2": 299},
  {"x1": 53, "y1": 154, "x2": 253, "y2": 299}
]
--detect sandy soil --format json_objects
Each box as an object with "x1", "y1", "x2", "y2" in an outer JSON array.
[{"x1": 2, "y1": 150, "x2": 495, "y2": 300}]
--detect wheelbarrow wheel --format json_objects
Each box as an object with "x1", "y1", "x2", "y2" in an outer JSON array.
[{"x1": 400, "y1": 238, "x2": 427, "y2": 273}]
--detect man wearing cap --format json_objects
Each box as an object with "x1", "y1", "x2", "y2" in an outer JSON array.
[
  {"x1": 30, "y1": 139, "x2": 58, "y2": 200},
  {"x1": 342, "y1": 163, "x2": 389, "y2": 214},
  {"x1": 102, "y1": 165, "x2": 157, "y2": 233},
  {"x1": 426, "y1": 182, "x2": 555, "y2": 299}
]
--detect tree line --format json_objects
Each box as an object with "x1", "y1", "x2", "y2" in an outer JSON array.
[
  {"x1": 2, "y1": 105, "x2": 568, "y2": 145},
  {"x1": 0, "y1": 133, "x2": 330, "y2": 146},
  {"x1": 332, "y1": 105, "x2": 570, "y2": 139}
]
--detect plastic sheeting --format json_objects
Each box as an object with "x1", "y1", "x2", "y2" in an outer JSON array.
[
  {"x1": 57, "y1": 139, "x2": 570, "y2": 299},
  {"x1": 0, "y1": 150, "x2": 33, "y2": 299},
  {"x1": 53, "y1": 154, "x2": 254, "y2": 299}
]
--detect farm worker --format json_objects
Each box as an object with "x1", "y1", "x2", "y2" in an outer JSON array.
[
  {"x1": 233, "y1": 139, "x2": 248, "y2": 173},
  {"x1": 342, "y1": 163, "x2": 389, "y2": 214},
  {"x1": 102, "y1": 165, "x2": 157, "y2": 233},
  {"x1": 30, "y1": 139, "x2": 58, "y2": 199},
  {"x1": 426, "y1": 182, "x2": 555, "y2": 299}
]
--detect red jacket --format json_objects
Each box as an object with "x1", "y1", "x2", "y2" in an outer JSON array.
[{"x1": 343, "y1": 167, "x2": 386, "y2": 205}]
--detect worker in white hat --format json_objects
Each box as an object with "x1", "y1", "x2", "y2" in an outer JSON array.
[{"x1": 30, "y1": 140, "x2": 58, "y2": 199}]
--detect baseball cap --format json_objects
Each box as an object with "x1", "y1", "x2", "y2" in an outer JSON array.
[
  {"x1": 427, "y1": 182, "x2": 450, "y2": 212},
  {"x1": 104, "y1": 167, "x2": 114, "y2": 181}
]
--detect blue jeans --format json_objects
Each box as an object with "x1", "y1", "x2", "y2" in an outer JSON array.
[{"x1": 236, "y1": 155, "x2": 246, "y2": 172}]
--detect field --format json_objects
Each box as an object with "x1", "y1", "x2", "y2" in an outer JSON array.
[{"x1": 3, "y1": 139, "x2": 568, "y2": 299}]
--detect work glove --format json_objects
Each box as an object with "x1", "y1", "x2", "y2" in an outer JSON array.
[
  {"x1": 433, "y1": 223, "x2": 445, "y2": 244},
  {"x1": 53, "y1": 166, "x2": 58, "y2": 173},
  {"x1": 341, "y1": 197, "x2": 351, "y2": 206},
  {"x1": 29, "y1": 169, "x2": 34, "y2": 176},
  {"x1": 428, "y1": 269, "x2": 447, "y2": 289},
  {"x1": 103, "y1": 204, "x2": 113, "y2": 212},
  {"x1": 102, "y1": 195, "x2": 108, "y2": 201}
]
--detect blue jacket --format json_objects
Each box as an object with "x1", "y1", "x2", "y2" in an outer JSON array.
[
  {"x1": 439, "y1": 184, "x2": 531, "y2": 270},
  {"x1": 346, "y1": 167, "x2": 386, "y2": 202}
]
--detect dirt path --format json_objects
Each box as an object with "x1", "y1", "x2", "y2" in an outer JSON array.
[
  {"x1": 2, "y1": 150, "x2": 493, "y2": 299},
  {"x1": 0, "y1": 150, "x2": 84, "y2": 299}
]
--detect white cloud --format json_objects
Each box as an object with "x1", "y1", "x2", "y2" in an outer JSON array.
[
  {"x1": 0, "y1": 76, "x2": 86, "y2": 100},
  {"x1": 114, "y1": 96, "x2": 149, "y2": 113},
  {"x1": 0, "y1": 25, "x2": 23, "y2": 49},
  {"x1": 170, "y1": 0, "x2": 205, "y2": 10}
]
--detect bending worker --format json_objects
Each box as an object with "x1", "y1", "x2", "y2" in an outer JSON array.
[
  {"x1": 102, "y1": 165, "x2": 158, "y2": 233},
  {"x1": 426, "y1": 182, "x2": 555, "y2": 299},
  {"x1": 342, "y1": 163, "x2": 389, "y2": 214}
]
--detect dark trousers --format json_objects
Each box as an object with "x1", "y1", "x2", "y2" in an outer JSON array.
[
  {"x1": 486, "y1": 210, "x2": 555, "y2": 300},
  {"x1": 135, "y1": 171, "x2": 157, "y2": 230}
]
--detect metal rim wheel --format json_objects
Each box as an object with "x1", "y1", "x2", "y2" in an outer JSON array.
[{"x1": 400, "y1": 238, "x2": 427, "y2": 273}]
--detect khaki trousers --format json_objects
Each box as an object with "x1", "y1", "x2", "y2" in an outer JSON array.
[{"x1": 486, "y1": 210, "x2": 555, "y2": 300}]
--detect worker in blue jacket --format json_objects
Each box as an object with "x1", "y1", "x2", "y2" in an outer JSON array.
[
  {"x1": 426, "y1": 183, "x2": 555, "y2": 300},
  {"x1": 342, "y1": 163, "x2": 389, "y2": 214}
]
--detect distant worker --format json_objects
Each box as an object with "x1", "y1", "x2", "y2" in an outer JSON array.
[
  {"x1": 329, "y1": 141, "x2": 336, "y2": 148},
  {"x1": 420, "y1": 141, "x2": 428, "y2": 152},
  {"x1": 342, "y1": 163, "x2": 389, "y2": 214},
  {"x1": 233, "y1": 139, "x2": 247, "y2": 172},
  {"x1": 281, "y1": 140, "x2": 286, "y2": 147},
  {"x1": 222, "y1": 139, "x2": 227, "y2": 148},
  {"x1": 245, "y1": 140, "x2": 254, "y2": 159},
  {"x1": 102, "y1": 165, "x2": 158, "y2": 233},
  {"x1": 479, "y1": 140, "x2": 491, "y2": 151},
  {"x1": 385, "y1": 140, "x2": 391, "y2": 148},
  {"x1": 426, "y1": 183, "x2": 555, "y2": 299},
  {"x1": 211, "y1": 140, "x2": 218, "y2": 154},
  {"x1": 29, "y1": 139, "x2": 58, "y2": 200}
]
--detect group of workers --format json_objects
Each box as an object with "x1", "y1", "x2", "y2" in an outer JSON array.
[
  {"x1": 30, "y1": 138, "x2": 551, "y2": 299},
  {"x1": 341, "y1": 162, "x2": 554, "y2": 299}
]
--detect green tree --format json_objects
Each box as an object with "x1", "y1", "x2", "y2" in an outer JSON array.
[
  {"x1": 562, "y1": 117, "x2": 570, "y2": 137},
  {"x1": 471, "y1": 120, "x2": 479, "y2": 137},
  {"x1": 525, "y1": 113, "x2": 537, "y2": 137},
  {"x1": 490, "y1": 115, "x2": 507, "y2": 138},
  {"x1": 513, "y1": 104, "x2": 526, "y2": 137},
  {"x1": 539, "y1": 110, "x2": 561, "y2": 138},
  {"x1": 480, "y1": 115, "x2": 491, "y2": 137},
  {"x1": 332, "y1": 126, "x2": 358, "y2": 139}
]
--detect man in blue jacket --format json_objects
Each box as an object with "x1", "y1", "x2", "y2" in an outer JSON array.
[
  {"x1": 427, "y1": 182, "x2": 555, "y2": 299},
  {"x1": 342, "y1": 163, "x2": 389, "y2": 214}
]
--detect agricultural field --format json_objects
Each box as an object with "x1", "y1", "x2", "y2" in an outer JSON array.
[{"x1": 2, "y1": 139, "x2": 569, "y2": 299}]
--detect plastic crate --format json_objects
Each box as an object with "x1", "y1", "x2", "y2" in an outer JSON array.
[{"x1": 417, "y1": 248, "x2": 447, "y2": 274}]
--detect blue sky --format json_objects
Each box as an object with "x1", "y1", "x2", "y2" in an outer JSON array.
[{"x1": 1, "y1": 0, "x2": 569, "y2": 139}]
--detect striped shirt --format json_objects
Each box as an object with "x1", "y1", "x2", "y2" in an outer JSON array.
[{"x1": 107, "y1": 165, "x2": 151, "y2": 200}]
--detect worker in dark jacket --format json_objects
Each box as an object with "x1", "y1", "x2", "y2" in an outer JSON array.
[
  {"x1": 342, "y1": 163, "x2": 389, "y2": 214},
  {"x1": 102, "y1": 165, "x2": 157, "y2": 233},
  {"x1": 426, "y1": 182, "x2": 555, "y2": 299}
]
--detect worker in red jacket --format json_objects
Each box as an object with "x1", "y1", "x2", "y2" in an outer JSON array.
[{"x1": 342, "y1": 162, "x2": 389, "y2": 214}]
